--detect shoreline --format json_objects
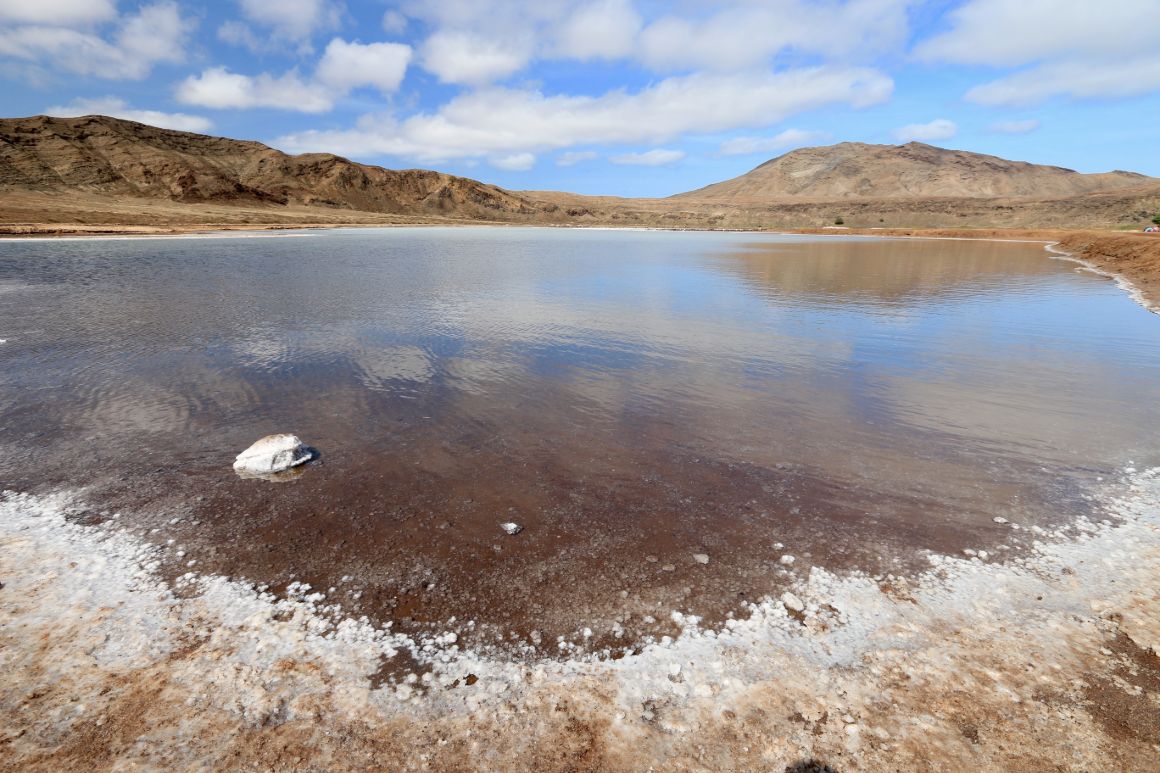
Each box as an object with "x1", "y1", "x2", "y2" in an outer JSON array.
[
  {"x1": 4, "y1": 466, "x2": 1159, "y2": 769},
  {"x1": 4, "y1": 221, "x2": 1157, "y2": 309}
]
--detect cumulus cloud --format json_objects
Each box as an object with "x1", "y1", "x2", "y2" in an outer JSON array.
[
  {"x1": 967, "y1": 57, "x2": 1160, "y2": 107},
  {"x1": 381, "y1": 10, "x2": 407, "y2": 34},
  {"x1": 275, "y1": 66, "x2": 893, "y2": 162},
  {"x1": 610, "y1": 148, "x2": 685, "y2": 166},
  {"x1": 555, "y1": 0, "x2": 641, "y2": 60},
  {"x1": 556, "y1": 150, "x2": 599, "y2": 167},
  {"x1": 892, "y1": 118, "x2": 957, "y2": 143},
  {"x1": 44, "y1": 96, "x2": 213, "y2": 132},
  {"x1": 0, "y1": 0, "x2": 116, "y2": 25},
  {"x1": 421, "y1": 30, "x2": 532, "y2": 86},
  {"x1": 238, "y1": 0, "x2": 340, "y2": 42},
  {"x1": 0, "y1": 2, "x2": 191, "y2": 80},
  {"x1": 176, "y1": 67, "x2": 334, "y2": 113},
  {"x1": 638, "y1": 0, "x2": 914, "y2": 73},
  {"x1": 177, "y1": 37, "x2": 413, "y2": 113},
  {"x1": 719, "y1": 128, "x2": 828, "y2": 155},
  {"x1": 917, "y1": 0, "x2": 1151, "y2": 67},
  {"x1": 315, "y1": 39, "x2": 412, "y2": 93},
  {"x1": 490, "y1": 152, "x2": 536, "y2": 171},
  {"x1": 918, "y1": 0, "x2": 1160, "y2": 105},
  {"x1": 988, "y1": 119, "x2": 1041, "y2": 134}
]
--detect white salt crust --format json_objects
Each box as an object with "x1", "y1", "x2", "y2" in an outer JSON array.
[{"x1": 2, "y1": 467, "x2": 1159, "y2": 768}]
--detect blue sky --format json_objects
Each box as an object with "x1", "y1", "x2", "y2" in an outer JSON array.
[{"x1": 2, "y1": 0, "x2": 1158, "y2": 197}]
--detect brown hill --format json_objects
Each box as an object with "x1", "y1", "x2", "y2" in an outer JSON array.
[
  {"x1": 0, "y1": 114, "x2": 557, "y2": 221},
  {"x1": 676, "y1": 142, "x2": 1155, "y2": 201}
]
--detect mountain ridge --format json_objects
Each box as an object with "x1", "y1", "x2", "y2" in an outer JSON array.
[
  {"x1": 0, "y1": 114, "x2": 559, "y2": 221},
  {"x1": 675, "y1": 141, "x2": 1155, "y2": 201}
]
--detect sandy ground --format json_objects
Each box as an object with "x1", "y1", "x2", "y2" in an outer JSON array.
[{"x1": 2, "y1": 225, "x2": 1160, "y2": 770}]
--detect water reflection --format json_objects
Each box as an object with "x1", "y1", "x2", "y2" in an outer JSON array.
[{"x1": 1, "y1": 228, "x2": 1157, "y2": 644}]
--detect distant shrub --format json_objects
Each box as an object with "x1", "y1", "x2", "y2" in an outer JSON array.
[
  {"x1": 1153, "y1": 214, "x2": 1160, "y2": 226},
  {"x1": 834, "y1": 217, "x2": 844, "y2": 225}
]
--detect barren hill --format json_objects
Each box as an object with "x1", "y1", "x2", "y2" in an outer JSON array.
[
  {"x1": 676, "y1": 142, "x2": 1156, "y2": 201},
  {"x1": 0, "y1": 114, "x2": 556, "y2": 221}
]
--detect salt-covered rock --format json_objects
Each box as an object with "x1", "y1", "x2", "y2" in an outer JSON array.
[
  {"x1": 233, "y1": 434, "x2": 313, "y2": 475},
  {"x1": 693, "y1": 553, "x2": 710, "y2": 565},
  {"x1": 781, "y1": 591, "x2": 805, "y2": 613},
  {"x1": 500, "y1": 522, "x2": 523, "y2": 535}
]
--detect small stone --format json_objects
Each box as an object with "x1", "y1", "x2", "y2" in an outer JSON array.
[
  {"x1": 661, "y1": 564, "x2": 676, "y2": 572},
  {"x1": 779, "y1": 555, "x2": 795, "y2": 566},
  {"x1": 781, "y1": 591, "x2": 805, "y2": 613},
  {"x1": 645, "y1": 555, "x2": 658, "y2": 563},
  {"x1": 993, "y1": 517, "x2": 1009, "y2": 524},
  {"x1": 693, "y1": 553, "x2": 709, "y2": 565},
  {"x1": 500, "y1": 522, "x2": 523, "y2": 535}
]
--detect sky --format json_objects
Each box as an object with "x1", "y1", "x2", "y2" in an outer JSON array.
[{"x1": 2, "y1": 0, "x2": 1158, "y2": 197}]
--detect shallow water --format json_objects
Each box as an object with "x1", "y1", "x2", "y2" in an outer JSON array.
[{"x1": 1, "y1": 228, "x2": 1158, "y2": 649}]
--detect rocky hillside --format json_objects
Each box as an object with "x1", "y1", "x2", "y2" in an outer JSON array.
[
  {"x1": 0, "y1": 115, "x2": 557, "y2": 220},
  {"x1": 676, "y1": 142, "x2": 1156, "y2": 201}
]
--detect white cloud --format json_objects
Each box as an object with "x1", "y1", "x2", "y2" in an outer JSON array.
[
  {"x1": 639, "y1": 0, "x2": 914, "y2": 73},
  {"x1": 421, "y1": 30, "x2": 532, "y2": 86},
  {"x1": 275, "y1": 66, "x2": 893, "y2": 162},
  {"x1": 44, "y1": 97, "x2": 213, "y2": 132},
  {"x1": 176, "y1": 67, "x2": 334, "y2": 113},
  {"x1": 988, "y1": 119, "x2": 1040, "y2": 134},
  {"x1": 918, "y1": 0, "x2": 1160, "y2": 105},
  {"x1": 382, "y1": 10, "x2": 407, "y2": 34},
  {"x1": 238, "y1": 0, "x2": 339, "y2": 42},
  {"x1": 966, "y1": 57, "x2": 1160, "y2": 107},
  {"x1": 556, "y1": 150, "x2": 599, "y2": 166},
  {"x1": 178, "y1": 37, "x2": 413, "y2": 113},
  {"x1": 892, "y1": 118, "x2": 957, "y2": 143},
  {"x1": 315, "y1": 39, "x2": 412, "y2": 94},
  {"x1": 0, "y1": 2, "x2": 191, "y2": 80},
  {"x1": 917, "y1": 0, "x2": 1152, "y2": 68},
  {"x1": 0, "y1": 0, "x2": 116, "y2": 25},
  {"x1": 610, "y1": 148, "x2": 685, "y2": 166},
  {"x1": 555, "y1": 0, "x2": 641, "y2": 60},
  {"x1": 719, "y1": 128, "x2": 828, "y2": 155},
  {"x1": 490, "y1": 152, "x2": 536, "y2": 171}
]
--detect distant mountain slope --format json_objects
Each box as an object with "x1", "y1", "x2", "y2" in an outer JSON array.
[
  {"x1": 675, "y1": 142, "x2": 1156, "y2": 201},
  {"x1": 0, "y1": 115, "x2": 555, "y2": 220}
]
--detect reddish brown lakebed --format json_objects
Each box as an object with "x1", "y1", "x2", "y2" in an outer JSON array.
[{"x1": 2, "y1": 228, "x2": 1158, "y2": 655}]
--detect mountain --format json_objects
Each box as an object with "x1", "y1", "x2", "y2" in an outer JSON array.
[
  {"x1": 0, "y1": 114, "x2": 556, "y2": 221},
  {"x1": 1, "y1": 116, "x2": 1157, "y2": 233},
  {"x1": 675, "y1": 142, "x2": 1156, "y2": 201}
]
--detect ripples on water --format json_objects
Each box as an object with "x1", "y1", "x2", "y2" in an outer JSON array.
[{"x1": 1, "y1": 228, "x2": 1158, "y2": 645}]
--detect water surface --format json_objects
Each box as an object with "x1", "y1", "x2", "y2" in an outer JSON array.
[{"x1": 2, "y1": 228, "x2": 1157, "y2": 650}]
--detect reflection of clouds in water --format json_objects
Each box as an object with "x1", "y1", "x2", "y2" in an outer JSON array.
[
  {"x1": 233, "y1": 334, "x2": 292, "y2": 370},
  {"x1": 84, "y1": 384, "x2": 190, "y2": 434},
  {"x1": 354, "y1": 345, "x2": 434, "y2": 391},
  {"x1": 443, "y1": 354, "x2": 519, "y2": 395}
]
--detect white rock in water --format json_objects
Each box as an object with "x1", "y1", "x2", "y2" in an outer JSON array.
[
  {"x1": 781, "y1": 591, "x2": 805, "y2": 613},
  {"x1": 233, "y1": 434, "x2": 313, "y2": 474},
  {"x1": 500, "y1": 522, "x2": 523, "y2": 535}
]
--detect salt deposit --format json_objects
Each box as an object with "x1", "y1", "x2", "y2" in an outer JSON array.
[{"x1": 2, "y1": 466, "x2": 1159, "y2": 768}]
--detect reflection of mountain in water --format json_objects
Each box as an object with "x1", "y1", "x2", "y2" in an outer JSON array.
[{"x1": 714, "y1": 238, "x2": 1070, "y2": 306}]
